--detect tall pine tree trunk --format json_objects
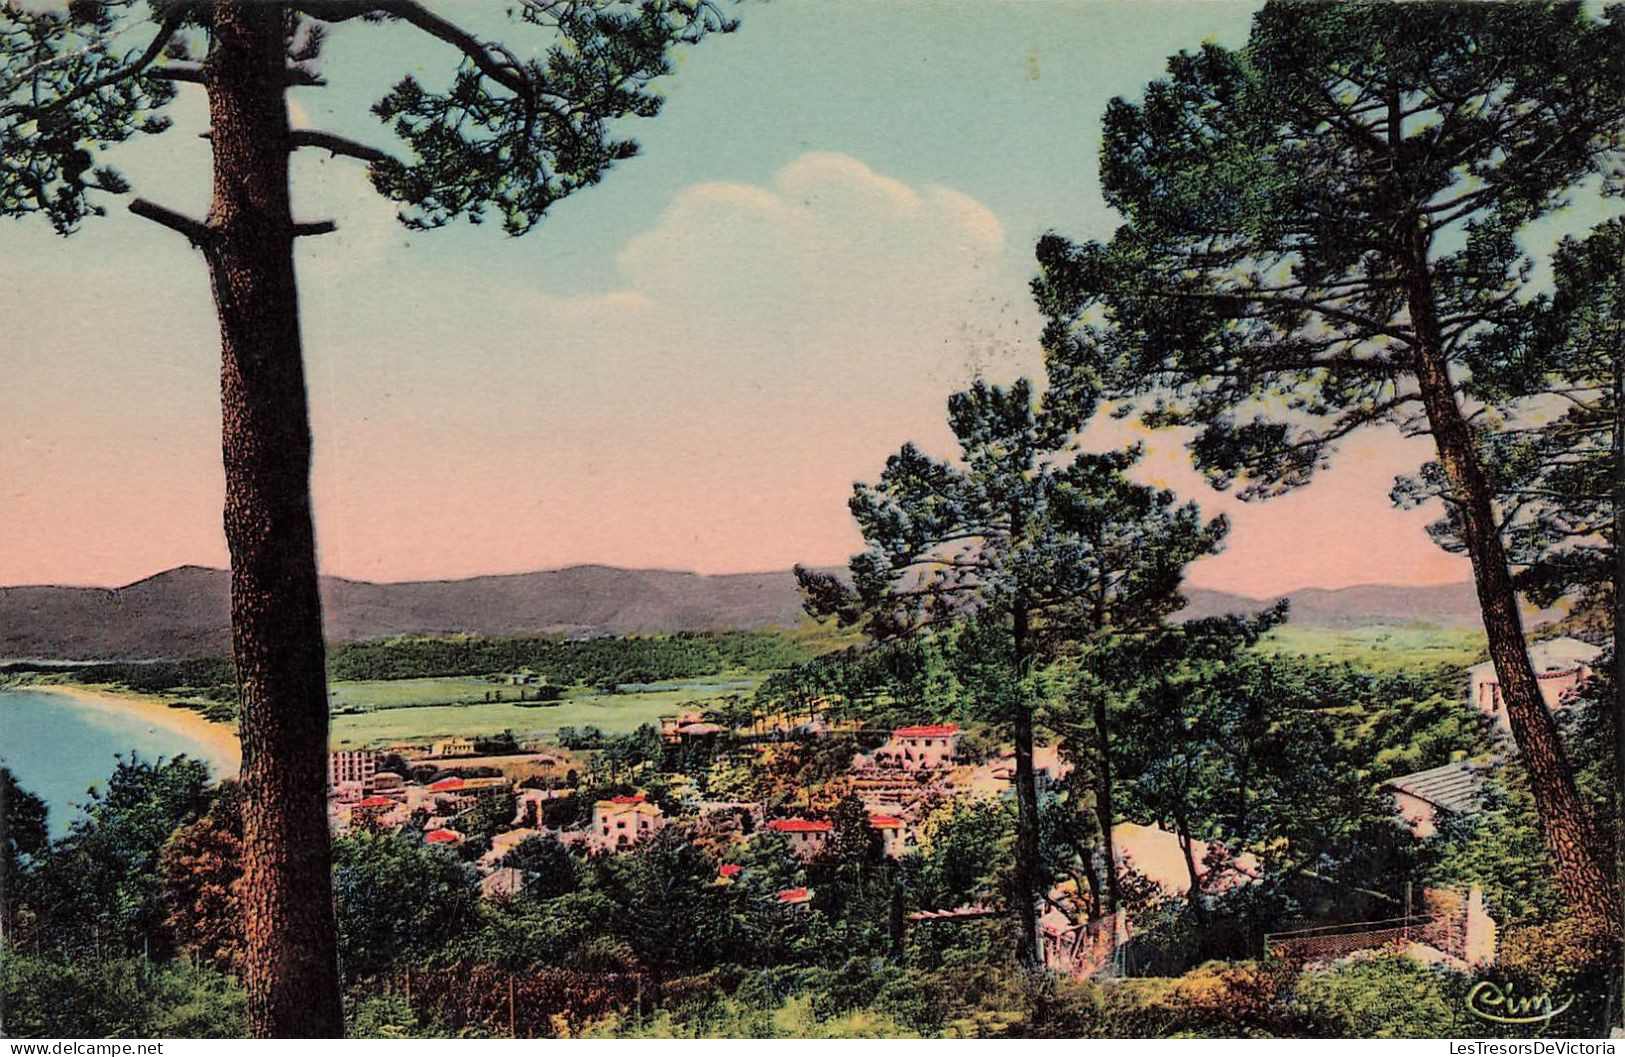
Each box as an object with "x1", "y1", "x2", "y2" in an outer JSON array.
[
  {"x1": 1611, "y1": 325, "x2": 1625, "y2": 1029},
  {"x1": 1090, "y1": 689, "x2": 1121, "y2": 918},
  {"x1": 1402, "y1": 221, "x2": 1620, "y2": 928},
  {"x1": 1012, "y1": 705, "x2": 1042, "y2": 967},
  {"x1": 1011, "y1": 602, "x2": 1042, "y2": 968},
  {"x1": 1173, "y1": 809, "x2": 1207, "y2": 930},
  {"x1": 205, "y1": 3, "x2": 344, "y2": 1036}
]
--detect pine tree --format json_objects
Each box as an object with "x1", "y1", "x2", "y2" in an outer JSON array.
[
  {"x1": 1033, "y1": 0, "x2": 1624, "y2": 926},
  {"x1": 799, "y1": 377, "x2": 1224, "y2": 966},
  {"x1": 3, "y1": 0, "x2": 737, "y2": 1035}
]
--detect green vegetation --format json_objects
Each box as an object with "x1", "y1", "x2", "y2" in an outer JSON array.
[
  {"x1": 1257, "y1": 625, "x2": 1484, "y2": 672},
  {"x1": 328, "y1": 676, "x2": 559, "y2": 712},
  {"x1": 328, "y1": 682, "x2": 760, "y2": 748},
  {"x1": 327, "y1": 630, "x2": 811, "y2": 687}
]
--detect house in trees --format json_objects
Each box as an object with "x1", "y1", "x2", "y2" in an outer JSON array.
[
  {"x1": 777, "y1": 887, "x2": 814, "y2": 906},
  {"x1": 661, "y1": 712, "x2": 728, "y2": 744},
  {"x1": 480, "y1": 868, "x2": 528, "y2": 900},
  {"x1": 873, "y1": 724, "x2": 962, "y2": 771},
  {"x1": 661, "y1": 709, "x2": 708, "y2": 743},
  {"x1": 512, "y1": 787, "x2": 570, "y2": 827},
  {"x1": 767, "y1": 817, "x2": 833, "y2": 859},
  {"x1": 589, "y1": 794, "x2": 665, "y2": 852},
  {"x1": 868, "y1": 814, "x2": 911, "y2": 858},
  {"x1": 479, "y1": 827, "x2": 542, "y2": 871},
  {"x1": 1468, "y1": 637, "x2": 1601, "y2": 734},
  {"x1": 1384, "y1": 760, "x2": 1488, "y2": 838}
]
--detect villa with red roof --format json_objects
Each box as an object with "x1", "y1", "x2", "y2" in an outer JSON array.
[
  {"x1": 874, "y1": 723, "x2": 962, "y2": 771},
  {"x1": 867, "y1": 814, "x2": 910, "y2": 858},
  {"x1": 425, "y1": 828, "x2": 464, "y2": 846},
  {"x1": 767, "y1": 817, "x2": 833, "y2": 859},
  {"x1": 589, "y1": 793, "x2": 665, "y2": 853}
]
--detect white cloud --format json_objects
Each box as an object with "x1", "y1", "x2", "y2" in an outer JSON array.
[{"x1": 299, "y1": 152, "x2": 1044, "y2": 578}]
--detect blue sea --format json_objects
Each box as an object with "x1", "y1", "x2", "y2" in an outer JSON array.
[{"x1": 0, "y1": 687, "x2": 236, "y2": 835}]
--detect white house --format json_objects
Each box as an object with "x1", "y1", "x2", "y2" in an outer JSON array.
[
  {"x1": 868, "y1": 814, "x2": 911, "y2": 858},
  {"x1": 589, "y1": 794, "x2": 664, "y2": 852},
  {"x1": 1468, "y1": 637, "x2": 1602, "y2": 734},
  {"x1": 480, "y1": 827, "x2": 542, "y2": 870}
]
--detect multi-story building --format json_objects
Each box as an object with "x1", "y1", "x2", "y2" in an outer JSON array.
[{"x1": 329, "y1": 750, "x2": 379, "y2": 791}]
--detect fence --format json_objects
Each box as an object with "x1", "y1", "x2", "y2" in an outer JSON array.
[
  {"x1": 1264, "y1": 886, "x2": 1496, "y2": 968},
  {"x1": 394, "y1": 966, "x2": 649, "y2": 1038},
  {"x1": 1264, "y1": 915, "x2": 1439, "y2": 966}
]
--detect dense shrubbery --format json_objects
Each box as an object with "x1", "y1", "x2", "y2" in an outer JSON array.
[
  {"x1": 327, "y1": 631, "x2": 810, "y2": 686},
  {"x1": 0, "y1": 954, "x2": 246, "y2": 1038},
  {"x1": 5, "y1": 631, "x2": 814, "y2": 715}
]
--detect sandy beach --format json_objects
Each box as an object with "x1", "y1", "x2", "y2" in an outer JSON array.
[{"x1": 32, "y1": 684, "x2": 242, "y2": 776}]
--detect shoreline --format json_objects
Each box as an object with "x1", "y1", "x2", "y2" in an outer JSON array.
[{"x1": 28, "y1": 684, "x2": 242, "y2": 776}]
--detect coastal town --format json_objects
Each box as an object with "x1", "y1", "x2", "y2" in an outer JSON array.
[
  {"x1": 319, "y1": 635, "x2": 1604, "y2": 982},
  {"x1": 5, "y1": 0, "x2": 1621, "y2": 1042}
]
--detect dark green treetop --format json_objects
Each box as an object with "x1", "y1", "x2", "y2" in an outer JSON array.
[
  {"x1": 1034, "y1": 1, "x2": 1624, "y2": 499},
  {"x1": 2, "y1": 0, "x2": 738, "y2": 235}
]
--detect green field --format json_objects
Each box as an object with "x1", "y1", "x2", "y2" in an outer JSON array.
[
  {"x1": 327, "y1": 678, "x2": 759, "y2": 749},
  {"x1": 1256, "y1": 624, "x2": 1485, "y2": 671},
  {"x1": 328, "y1": 676, "x2": 525, "y2": 712}
]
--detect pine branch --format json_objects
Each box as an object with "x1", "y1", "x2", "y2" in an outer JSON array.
[
  {"x1": 1, "y1": 9, "x2": 184, "y2": 120},
  {"x1": 127, "y1": 197, "x2": 210, "y2": 246},
  {"x1": 288, "y1": 129, "x2": 396, "y2": 165}
]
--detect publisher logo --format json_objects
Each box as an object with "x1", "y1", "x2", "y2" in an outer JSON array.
[{"x1": 1466, "y1": 980, "x2": 1573, "y2": 1025}]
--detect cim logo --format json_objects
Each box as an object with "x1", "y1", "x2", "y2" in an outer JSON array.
[{"x1": 1465, "y1": 980, "x2": 1574, "y2": 1025}]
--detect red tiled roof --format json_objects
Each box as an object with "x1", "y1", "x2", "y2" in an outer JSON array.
[
  {"x1": 356, "y1": 796, "x2": 396, "y2": 808},
  {"x1": 425, "y1": 828, "x2": 463, "y2": 844},
  {"x1": 868, "y1": 815, "x2": 904, "y2": 828},
  {"x1": 776, "y1": 887, "x2": 813, "y2": 904},
  {"x1": 609, "y1": 793, "x2": 647, "y2": 804},
  {"x1": 718, "y1": 864, "x2": 743, "y2": 878},
  {"x1": 428, "y1": 778, "x2": 465, "y2": 792},
  {"x1": 893, "y1": 724, "x2": 960, "y2": 738},
  {"x1": 768, "y1": 818, "x2": 833, "y2": 833}
]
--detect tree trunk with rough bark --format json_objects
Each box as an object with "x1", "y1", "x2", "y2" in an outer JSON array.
[
  {"x1": 1090, "y1": 690, "x2": 1121, "y2": 919},
  {"x1": 1402, "y1": 222, "x2": 1620, "y2": 928},
  {"x1": 1174, "y1": 811, "x2": 1207, "y2": 930},
  {"x1": 1012, "y1": 704, "x2": 1041, "y2": 967},
  {"x1": 204, "y1": 2, "x2": 344, "y2": 1037},
  {"x1": 1011, "y1": 601, "x2": 1042, "y2": 969},
  {"x1": 1612, "y1": 336, "x2": 1625, "y2": 1029}
]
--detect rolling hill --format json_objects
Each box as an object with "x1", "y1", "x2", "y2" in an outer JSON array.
[{"x1": 1, "y1": 564, "x2": 1501, "y2": 661}]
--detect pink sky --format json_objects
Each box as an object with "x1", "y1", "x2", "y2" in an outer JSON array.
[{"x1": 2, "y1": 151, "x2": 1471, "y2": 597}]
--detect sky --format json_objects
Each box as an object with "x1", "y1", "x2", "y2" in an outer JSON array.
[{"x1": 4, "y1": 0, "x2": 1588, "y2": 596}]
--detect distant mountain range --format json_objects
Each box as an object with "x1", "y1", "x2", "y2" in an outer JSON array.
[{"x1": 0, "y1": 564, "x2": 1499, "y2": 662}]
